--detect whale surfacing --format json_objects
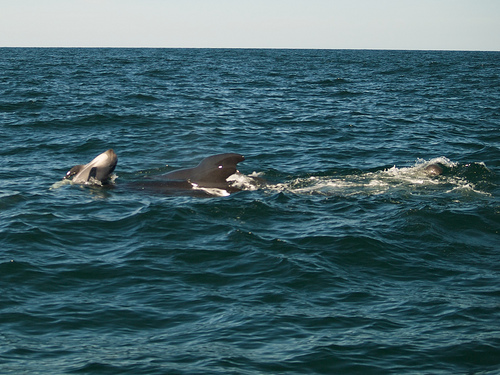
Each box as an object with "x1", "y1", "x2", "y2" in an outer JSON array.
[
  {"x1": 424, "y1": 163, "x2": 443, "y2": 176},
  {"x1": 131, "y1": 153, "x2": 246, "y2": 195},
  {"x1": 159, "y1": 153, "x2": 245, "y2": 189},
  {"x1": 65, "y1": 149, "x2": 118, "y2": 184}
]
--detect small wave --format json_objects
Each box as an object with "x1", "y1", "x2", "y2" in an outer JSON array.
[
  {"x1": 125, "y1": 93, "x2": 159, "y2": 102},
  {"x1": 305, "y1": 78, "x2": 350, "y2": 86},
  {"x1": 0, "y1": 191, "x2": 27, "y2": 210}
]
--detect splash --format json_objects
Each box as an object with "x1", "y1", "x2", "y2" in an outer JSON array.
[
  {"x1": 264, "y1": 158, "x2": 491, "y2": 197},
  {"x1": 227, "y1": 172, "x2": 265, "y2": 191},
  {"x1": 50, "y1": 174, "x2": 118, "y2": 190},
  {"x1": 191, "y1": 183, "x2": 230, "y2": 197}
]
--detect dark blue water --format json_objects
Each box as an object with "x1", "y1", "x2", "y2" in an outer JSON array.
[{"x1": 1, "y1": 48, "x2": 499, "y2": 374}]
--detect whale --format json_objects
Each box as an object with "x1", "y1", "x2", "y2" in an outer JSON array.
[
  {"x1": 130, "y1": 153, "x2": 245, "y2": 195},
  {"x1": 65, "y1": 149, "x2": 118, "y2": 184},
  {"x1": 424, "y1": 163, "x2": 443, "y2": 176},
  {"x1": 160, "y1": 153, "x2": 244, "y2": 188}
]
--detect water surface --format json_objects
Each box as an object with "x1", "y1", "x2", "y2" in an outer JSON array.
[{"x1": 1, "y1": 48, "x2": 499, "y2": 374}]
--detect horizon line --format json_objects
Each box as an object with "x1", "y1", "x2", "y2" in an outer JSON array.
[{"x1": 1, "y1": 46, "x2": 499, "y2": 52}]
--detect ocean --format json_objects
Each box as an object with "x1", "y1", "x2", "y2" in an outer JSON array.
[{"x1": 0, "y1": 48, "x2": 499, "y2": 374}]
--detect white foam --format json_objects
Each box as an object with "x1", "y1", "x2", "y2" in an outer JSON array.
[
  {"x1": 50, "y1": 174, "x2": 118, "y2": 190},
  {"x1": 265, "y1": 158, "x2": 487, "y2": 197},
  {"x1": 227, "y1": 172, "x2": 260, "y2": 191},
  {"x1": 191, "y1": 183, "x2": 230, "y2": 197},
  {"x1": 50, "y1": 179, "x2": 72, "y2": 190}
]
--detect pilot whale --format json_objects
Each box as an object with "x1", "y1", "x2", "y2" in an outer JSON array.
[
  {"x1": 424, "y1": 163, "x2": 443, "y2": 176},
  {"x1": 131, "y1": 153, "x2": 245, "y2": 195},
  {"x1": 65, "y1": 149, "x2": 118, "y2": 184},
  {"x1": 64, "y1": 150, "x2": 245, "y2": 195}
]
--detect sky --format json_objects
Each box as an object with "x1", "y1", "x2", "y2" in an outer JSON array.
[{"x1": 1, "y1": 0, "x2": 499, "y2": 50}]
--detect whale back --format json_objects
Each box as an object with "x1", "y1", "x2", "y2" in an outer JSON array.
[{"x1": 161, "y1": 153, "x2": 244, "y2": 188}]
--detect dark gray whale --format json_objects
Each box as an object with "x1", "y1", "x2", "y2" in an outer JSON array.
[
  {"x1": 65, "y1": 149, "x2": 118, "y2": 184},
  {"x1": 131, "y1": 153, "x2": 245, "y2": 195},
  {"x1": 160, "y1": 153, "x2": 244, "y2": 187},
  {"x1": 424, "y1": 163, "x2": 443, "y2": 176}
]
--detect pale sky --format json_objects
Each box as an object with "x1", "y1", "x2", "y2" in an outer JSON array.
[{"x1": 1, "y1": 0, "x2": 499, "y2": 50}]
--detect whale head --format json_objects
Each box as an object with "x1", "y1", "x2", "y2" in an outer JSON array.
[
  {"x1": 424, "y1": 163, "x2": 443, "y2": 176},
  {"x1": 65, "y1": 149, "x2": 118, "y2": 184}
]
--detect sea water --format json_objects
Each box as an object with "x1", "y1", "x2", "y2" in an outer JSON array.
[{"x1": 0, "y1": 48, "x2": 499, "y2": 374}]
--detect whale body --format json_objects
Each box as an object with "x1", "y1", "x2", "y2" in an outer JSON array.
[
  {"x1": 131, "y1": 153, "x2": 245, "y2": 195},
  {"x1": 160, "y1": 153, "x2": 244, "y2": 188}
]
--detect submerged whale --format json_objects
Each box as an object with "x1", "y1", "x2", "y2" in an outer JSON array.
[
  {"x1": 64, "y1": 150, "x2": 245, "y2": 195},
  {"x1": 424, "y1": 163, "x2": 443, "y2": 176},
  {"x1": 65, "y1": 149, "x2": 118, "y2": 184}
]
